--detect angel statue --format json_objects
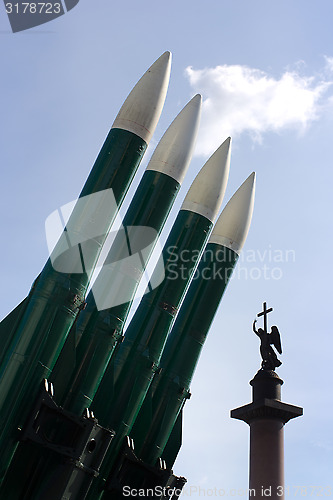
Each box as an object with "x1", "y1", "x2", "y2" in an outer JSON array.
[{"x1": 253, "y1": 319, "x2": 282, "y2": 370}]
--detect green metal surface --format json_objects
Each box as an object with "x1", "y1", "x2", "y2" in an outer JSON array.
[
  {"x1": 0, "y1": 128, "x2": 147, "y2": 484},
  {"x1": 91, "y1": 210, "x2": 211, "y2": 425},
  {"x1": 131, "y1": 243, "x2": 238, "y2": 466},
  {"x1": 79, "y1": 128, "x2": 146, "y2": 199},
  {"x1": 87, "y1": 210, "x2": 212, "y2": 499},
  {"x1": 56, "y1": 170, "x2": 180, "y2": 415}
]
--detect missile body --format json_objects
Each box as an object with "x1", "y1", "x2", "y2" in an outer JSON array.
[
  {"x1": 86, "y1": 138, "x2": 231, "y2": 499},
  {"x1": 0, "y1": 52, "x2": 171, "y2": 482},
  {"x1": 132, "y1": 173, "x2": 256, "y2": 466},
  {"x1": 92, "y1": 138, "x2": 232, "y2": 421},
  {"x1": 51, "y1": 95, "x2": 202, "y2": 416}
]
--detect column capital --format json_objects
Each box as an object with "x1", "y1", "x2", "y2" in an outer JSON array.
[{"x1": 231, "y1": 398, "x2": 303, "y2": 425}]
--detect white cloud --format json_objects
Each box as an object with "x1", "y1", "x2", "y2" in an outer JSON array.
[
  {"x1": 324, "y1": 55, "x2": 333, "y2": 73},
  {"x1": 185, "y1": 63, "x2": 332, "y2": 156}
]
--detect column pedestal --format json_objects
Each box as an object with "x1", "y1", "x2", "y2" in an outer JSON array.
[{"x1": 231, "y1": 370, "x2": 302, "y2": 500}]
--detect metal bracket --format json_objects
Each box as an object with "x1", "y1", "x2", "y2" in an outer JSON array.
[
  {"x1": 104, "y1": 436, "x2": 186, "y2": 499},
  {"x1": 20, "y1": 379, "x2": 115, "y2": 499}
]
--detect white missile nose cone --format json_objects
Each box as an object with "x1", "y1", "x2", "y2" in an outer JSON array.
[
  {"x1": 146, "y1": 94, "x2": 202, "y2": 183},
  {"x1": 181, "y1": 137, "x2": 231, "y2": 222},
  {"x1": 112, "y1": 51, "x2": 172, "y2": 144},
  {"x1": 209, "y1": 172, "x2": 256, "y2": 254}
]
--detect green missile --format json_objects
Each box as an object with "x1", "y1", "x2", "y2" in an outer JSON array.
[
  {"x1": 0, "y1": 51, "x2": 171, "y2": 480},
  {"x1": 132, "y1": 172, "x2": 256, "y2": 467},
  {"x1": 52, "y1": 94, "x2": 202, "y2": 415},
  {"x1": 88, "y1": 137, "x2": 232, "y2": 499},
  {"x1": 0, "y1": 93, "x2": 201, "y2": 500}
]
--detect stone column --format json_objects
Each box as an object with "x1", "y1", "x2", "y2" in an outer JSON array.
[{"x1": 231, "y1": 369, "x2": 302, "y2": 500}]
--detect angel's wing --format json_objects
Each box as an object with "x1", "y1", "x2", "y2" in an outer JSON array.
[{"x1": 270, "y1": 327, "x2": 282, "y2": 354}]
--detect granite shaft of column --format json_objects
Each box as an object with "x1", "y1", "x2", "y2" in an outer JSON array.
[
  {"x1": 249, "y1": 418, "x2": 284, "y2": 498},
  {"x1": 231, "y1": 370, "x2": 303, "y2": 500}
]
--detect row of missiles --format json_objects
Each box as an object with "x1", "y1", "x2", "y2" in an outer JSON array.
[{"x1": 0, "y1": 51, "x2": 255, "y2": 499}]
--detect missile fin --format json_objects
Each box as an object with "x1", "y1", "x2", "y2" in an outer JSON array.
[
  {"x1": 131, "y1": 390, "x2": 153, "y2": 451},
  {"x1": 0, "y1": 297, "x2": 29, "y2": 364},
  {"x1": 161, "y1": 410, "x2": 183, "y2": 469},
  {"x1": 0, "y1": 297, "x2": 28, "y2": 336},
  {"x1": 91, "y1": 359, "x2": 116, "y2": 424},
  {"x1": 50, "y1": 324, "x2": 78, "y2": 400}
]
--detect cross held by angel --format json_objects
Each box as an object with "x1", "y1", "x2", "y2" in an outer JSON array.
[{"x1": 253, "y1": 302, "x2": 282, "y2": 371}]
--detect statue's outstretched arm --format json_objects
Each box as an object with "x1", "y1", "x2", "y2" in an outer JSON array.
[{"x1": 253, "y1": 319, "x2": 258, "y2": 335}]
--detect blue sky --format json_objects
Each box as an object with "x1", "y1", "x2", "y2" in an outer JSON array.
[{"x1": 1, "y1": 0, "x2": 333, "y2": 495}]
